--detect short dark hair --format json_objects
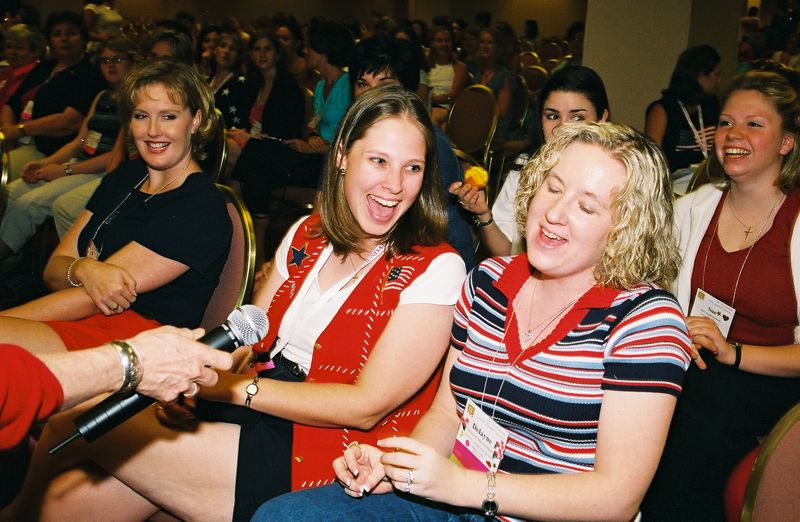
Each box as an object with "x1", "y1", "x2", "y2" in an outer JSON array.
[
  {"x1": 271, "y1": 12, "x2": 303, "y2": 43},
  {"x1": 349, "y1": 35, "x2": 420, "y2": 93},
  {"x1": 44, "y1": 11, "x2": 88, "y2": 45},
  {"x1": 539, "y1": 65, "x2": 610, "y2": 119},
  {"x1": 307, "y1": 20, "x2": 354, "y2": 68},
  {"x1": 143, "y1": 29, "x2": 194, "y2": 63},
  {"x1": 664, "y1": 44, "x2": 721, "y2": 103},
  {"x1": 317, "y1": 84, "x2": 446, "y2": 255},
  {"x1": 566, "y1": 21, "x2": 585, "y2": 41}
]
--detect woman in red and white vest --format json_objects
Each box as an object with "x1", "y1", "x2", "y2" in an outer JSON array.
[{"x1": 12, "y1": 85, "x2": 466, "y2": 522}]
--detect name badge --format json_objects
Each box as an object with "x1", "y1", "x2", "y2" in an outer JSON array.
[
  {"x1": 86, "y1": 240, "x2": 101, "y2": 260},
  {"x1": 450, "y1": 398, "x2": 509, "y2": 472},
  {"x1": 250, "y1": 120, "x2": 262, "y2": 138},
  {"x1": 690, "y1": 288, "x2": 736, "y2": 338},
  {"x1": 19, "y1": 99, "x2": 33, "y2": 144},
  {"x1": 82, "y1": 130, "x2": 102, "y2": 155}
]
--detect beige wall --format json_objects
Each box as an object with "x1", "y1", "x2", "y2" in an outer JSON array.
[{"x1": 585, "y1": 0, "x2": 742, "y2": 131}]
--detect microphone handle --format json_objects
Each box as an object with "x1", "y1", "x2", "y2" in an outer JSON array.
[{"x1": 76, "y1": 393, "x2": 155, "y2": 443}]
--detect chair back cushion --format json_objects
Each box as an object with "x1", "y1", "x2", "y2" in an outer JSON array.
[
  {"x1": 446, "y1": 85, "x2": 498, "y2": 159},
  {"x1": 200, "y1": 185, "x2": 255, "y2": 330},
  {"x1": 742, "y1": 401, "x2": 800, "y2": 521}
]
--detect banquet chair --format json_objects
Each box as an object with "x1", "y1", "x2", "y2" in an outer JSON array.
[
  {"x1": 540, "y1": 41, "x2": 562, "y2": 61},
  {"x1": 0, "y1": 132, "x2": 8, "y2": 214},
  {"x1": 543, "y1": 58, "x2": 561, "y2": 72},
  {"x1": 200, "y1": 184, "x2": 256, "y2": 330},
  {"x1": 521, "y1": 65, "x2": 548, "y2": 102},
  {"x1": 740, "y1": 401, "x2": 800, "y2": 521},
  {"x1": 199, "y1": 108, "x2": 228, "y2": 183},
  {"x1": 519, "y1": 51, "x2": 541, "y2": 67},
  {"x1": 490, "y1": 78, "x2": 530, "y2": 189},
  {"x1": 446, "y1": 84, "x2": 498, "y2": 170}
]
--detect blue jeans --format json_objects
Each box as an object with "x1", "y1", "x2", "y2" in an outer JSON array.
[{"x1": 251, "y1": 483, "x2": 489, "y2": 521}]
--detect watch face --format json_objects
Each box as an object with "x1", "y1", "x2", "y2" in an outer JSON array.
[
  {"x1": 482, "y1": 499, "x2": 498, "y2": 517},
  {"x1": 246, "y1": 383, "x2": 259, "y2": 395}
]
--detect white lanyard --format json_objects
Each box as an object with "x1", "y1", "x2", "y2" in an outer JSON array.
[{"x1": 678, "y1": 100, "x2": 708, "y2": 159}]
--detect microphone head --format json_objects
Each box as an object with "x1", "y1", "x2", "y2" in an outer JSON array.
[{"x1": 226, "y1": 305, "x2": 268, "y2": 345}]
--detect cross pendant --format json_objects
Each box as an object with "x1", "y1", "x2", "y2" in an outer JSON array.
[{"x1": 744, "y1": 227, "x2": 752, "y2": 240}]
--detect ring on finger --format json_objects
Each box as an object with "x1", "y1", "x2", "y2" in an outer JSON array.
[
  {"x1": 403, "y1": 482, "x2": 411, "y2": 493},
  {"x1": 407, "y1": 469, "x2": 415, "y2": 485},
  {"x1": 184, "y1": 381, "x2": 200, "y2": 398}
]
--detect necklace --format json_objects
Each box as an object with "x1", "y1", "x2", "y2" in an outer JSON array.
[
  {"x1": 701, "y1": 191, "x2": 785, "y2": 306},
  {"x1": 519, "y1": 277, "x2": 580, "y2": 347},
  {"x1": 143, "y1": 176, "x2": 178, "y2": 202},
  {"x1": 339, "y1": 243, "x2": 386, "y2": 290},
  {"x1": 727, "y1": 190, "x2": 781, "y2": 241}
]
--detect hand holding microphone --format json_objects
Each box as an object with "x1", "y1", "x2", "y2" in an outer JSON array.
[{"x1": 49, "y1": 305, "x2": 269, "y2": 453}]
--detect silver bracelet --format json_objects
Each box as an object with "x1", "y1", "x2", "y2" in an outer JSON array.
[
  {"x1": 66, "y1": 257, "x2": 83, "y2": 287},
  {"x1": 111, "y1": 340, "x2": 143, "y2": 394}
]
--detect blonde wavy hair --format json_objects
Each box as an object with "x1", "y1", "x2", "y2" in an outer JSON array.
[
  {"x1": 117, "y1": 57, "x2": 218, "y2": 161},
  {"x1": 514, "y1": 122, "x2": 680, "y2": 289}
]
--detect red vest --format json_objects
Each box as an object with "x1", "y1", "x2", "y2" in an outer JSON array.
[{"x1": 252, "y1": 215, "x2": 454, "y2": 490}]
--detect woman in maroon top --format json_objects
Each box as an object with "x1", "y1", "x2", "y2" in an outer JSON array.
[{"x1": 643, "y1": 71, "x2": 800, "y2": 520}]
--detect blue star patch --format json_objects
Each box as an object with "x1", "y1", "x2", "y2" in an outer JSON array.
[{"x1": 289, "y1": 244, "x2": 309, "y2": 267}]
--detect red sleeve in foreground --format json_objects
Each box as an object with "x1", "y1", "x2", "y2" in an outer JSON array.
[{"x1": 0, "y1": 344, "x2": 64, "y2": 450}]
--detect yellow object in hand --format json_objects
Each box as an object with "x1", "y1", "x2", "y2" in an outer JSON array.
[{"x1": 464, "y1": 166, "x2": 489, "y2": 189}]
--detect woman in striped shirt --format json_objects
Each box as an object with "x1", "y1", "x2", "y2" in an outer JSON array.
[{"x1": 255, "y1": 123, "x2": 692, "y2": 521}]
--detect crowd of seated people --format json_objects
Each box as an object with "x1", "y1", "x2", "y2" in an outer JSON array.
[{"x1": 1, "y1": 6, "x2": 800, "y2": 522}]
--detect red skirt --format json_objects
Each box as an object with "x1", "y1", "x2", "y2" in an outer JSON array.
[{"x1": 44, "y1": 310, "x2": 161, "y2": 351}]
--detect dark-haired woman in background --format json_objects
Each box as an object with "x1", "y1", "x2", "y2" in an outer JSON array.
[
  {"x1": 272, "y1": 13, "x2": 316, "y2": 91},
  {"x1": 195, "y1": 24, "x2": 221, "y2": 77},
  {"x1": 0, "y1": 11, "x2": 105, "y2": 182},
  {"x1": 220, "y1": 30, "x2": 305, "y2": 263},
  {"x1": 645, "y1": 44, "x2": 721, "y2": 173},
  {"x1": 232, "y1": 20, "x2": 354, "y2": 266}
]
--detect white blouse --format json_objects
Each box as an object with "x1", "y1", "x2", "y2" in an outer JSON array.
[{"x1": 271, "y1": 219, "x2": 466, "y2": 373}]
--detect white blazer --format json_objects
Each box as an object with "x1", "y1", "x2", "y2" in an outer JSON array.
[{"x1": 671, "y1": 183, "x2": 800, "y2": 343}]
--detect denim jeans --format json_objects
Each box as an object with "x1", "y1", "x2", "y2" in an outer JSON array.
[{"x1": 251, "y1": 483, "x2": 490, "y2": 522}]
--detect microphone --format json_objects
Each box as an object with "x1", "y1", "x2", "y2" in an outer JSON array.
[{"x1": 49, "y1": 305, "x2": 268, "y2": 454}]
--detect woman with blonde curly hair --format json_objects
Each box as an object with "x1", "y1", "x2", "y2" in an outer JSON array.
[{"x1": 254, "y1": 122, "x2": 693, "y2": 521}]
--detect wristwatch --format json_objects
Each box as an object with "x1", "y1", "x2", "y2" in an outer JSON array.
[
  {"x1": 63, "y1": 164, "x2": 73, "y2": 176},
  {"x1": 482, "y1": 471, "x2": 498, "y2": 518},
  {"x1": 245, "y1": 375, "x2": 260, "y2": 408}
]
